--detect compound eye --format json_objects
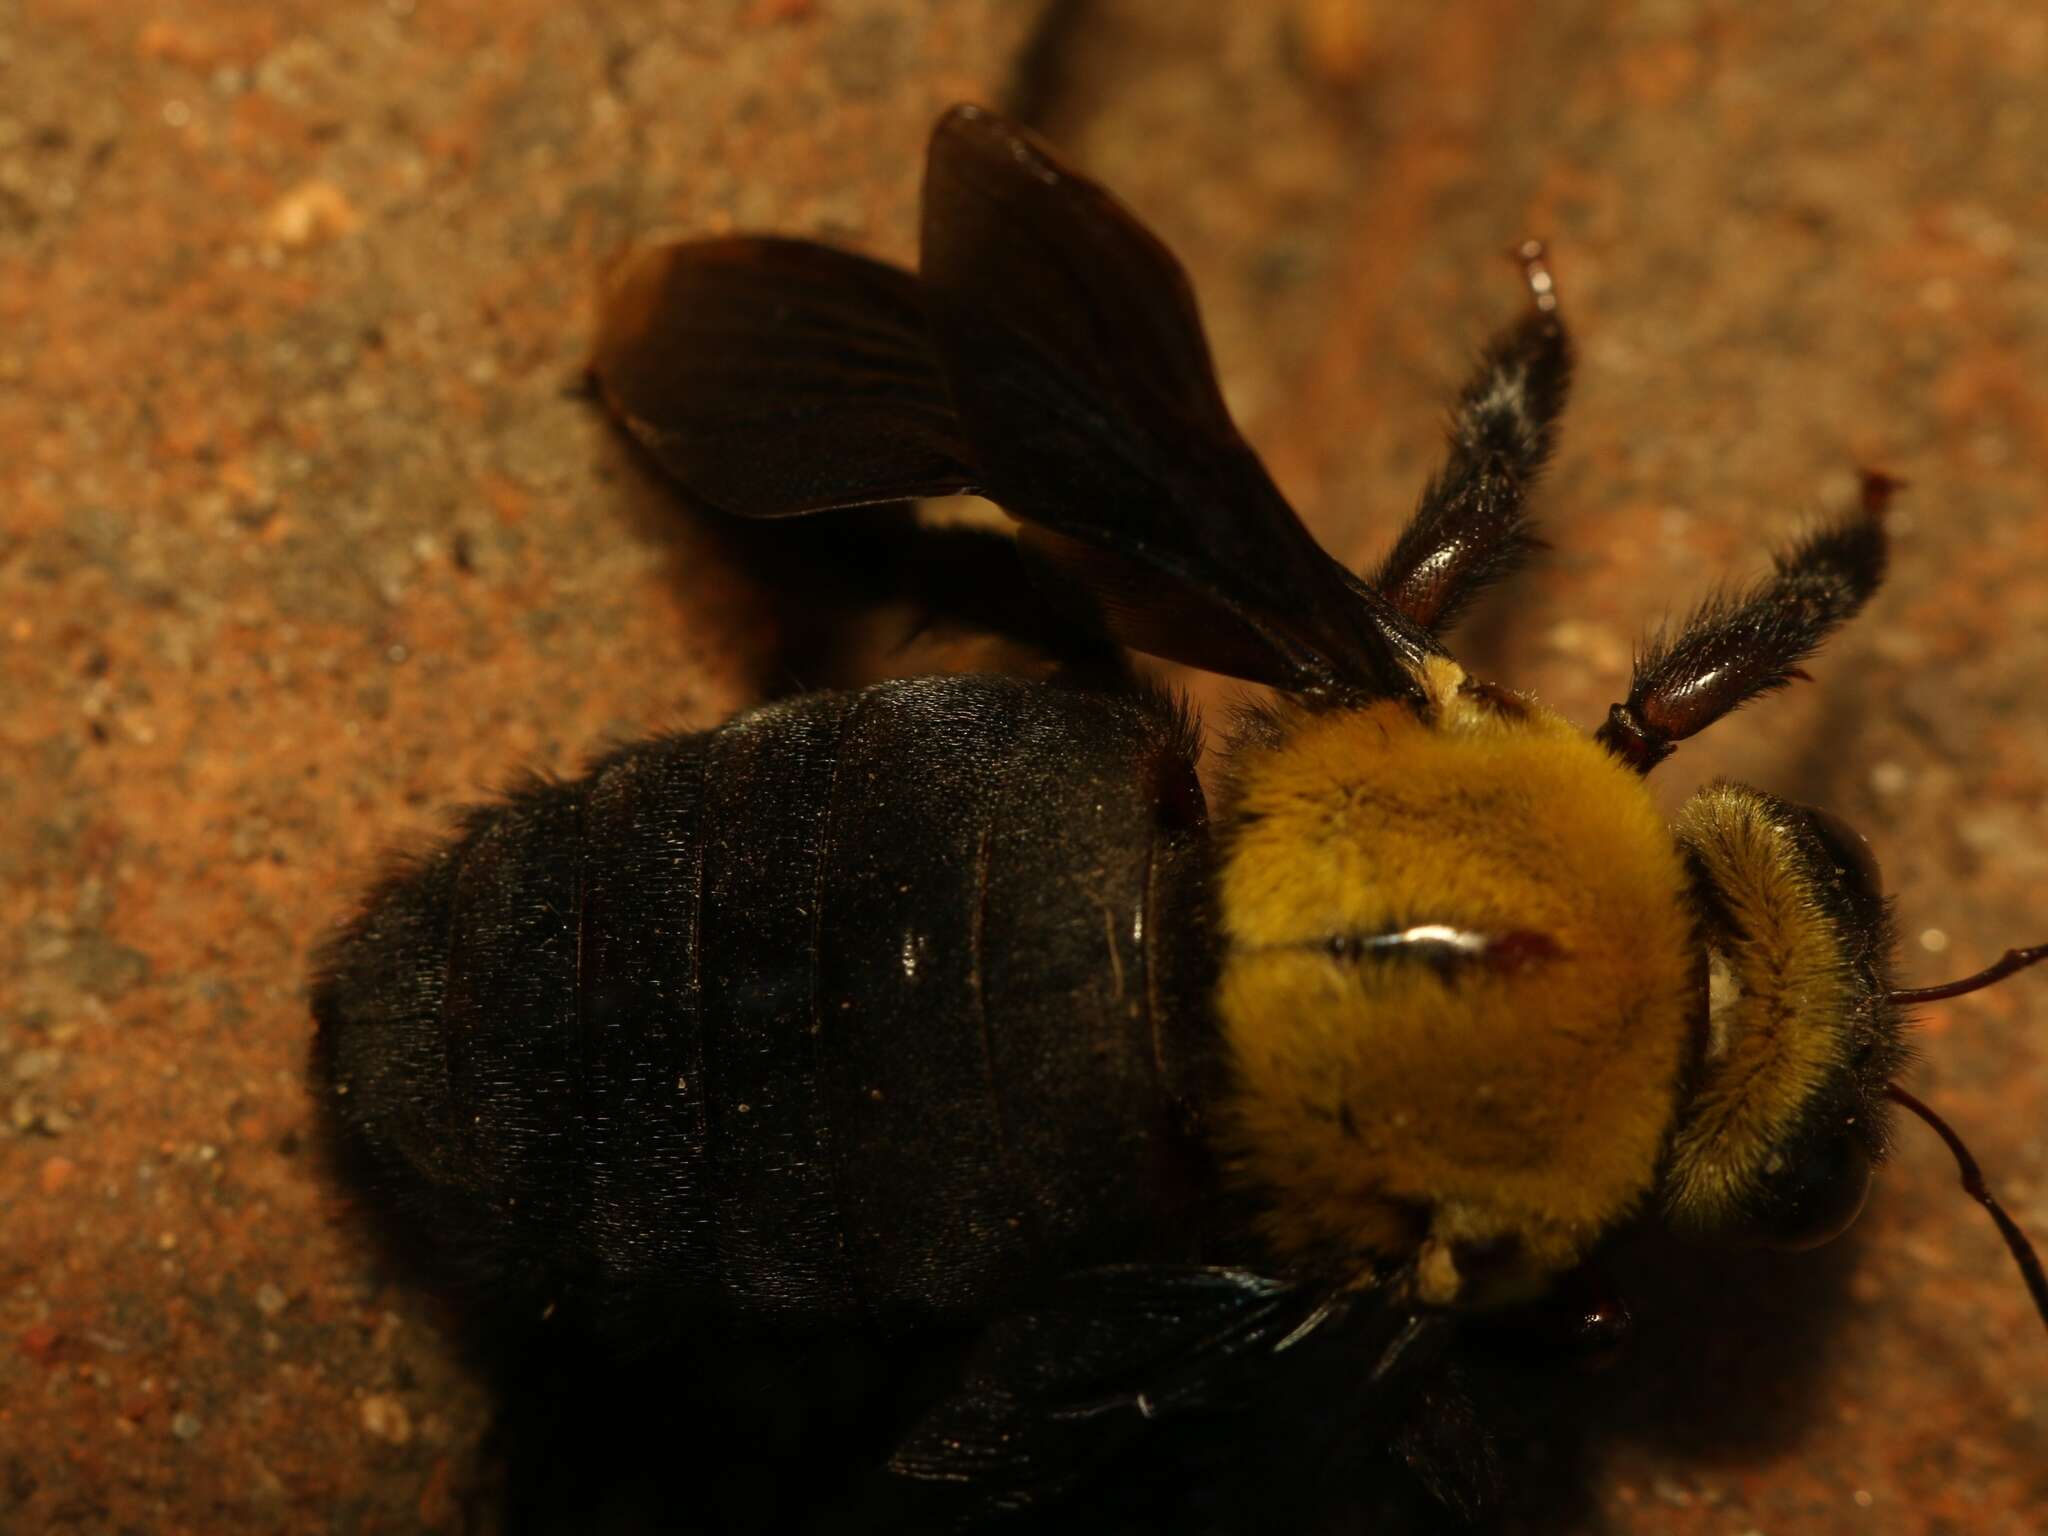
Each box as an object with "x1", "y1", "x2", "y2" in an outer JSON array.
[
  {"x1": 1749, "y1": 1132, "x2": 1873, "y2": 1252},
  {"x1": 1802, "y1": 806, "x2": 1884, "y2": 906}
]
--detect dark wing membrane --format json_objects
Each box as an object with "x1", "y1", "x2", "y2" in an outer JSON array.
[
  {"x1": 589, "y1": 235, "x2": 976, "y2": 517},
  {"x1": 1017, "y1": 527, "x2": 1323, "y2": 686},
  {"x1": 919, "y1": 105, "x2": 1441, "y2": 699},
  {"x1": 886, "y1": 1264, "x2": 1448, "y2": 1527}
]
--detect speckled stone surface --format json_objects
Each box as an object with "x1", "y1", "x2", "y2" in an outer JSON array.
[{"x1": 3, "y1": 2, "x2": 2042, "y2": 1532}]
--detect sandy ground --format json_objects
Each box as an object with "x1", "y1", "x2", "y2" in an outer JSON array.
[{"x1": 3, "y1": 2, "x2": 2043, "y2": 1532}]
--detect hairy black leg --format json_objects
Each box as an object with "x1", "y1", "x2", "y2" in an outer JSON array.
[
  {"x1": 1372, "y1": 242, "x2": 1574, "y2": 634},
  {"x1": 1596, "y1": 472, "x2": 1896, "y2": 773}
]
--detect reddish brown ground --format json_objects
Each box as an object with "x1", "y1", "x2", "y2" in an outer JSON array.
[{"x1": 3, "y1": 2, "x2": 2043, "y2": 1532}]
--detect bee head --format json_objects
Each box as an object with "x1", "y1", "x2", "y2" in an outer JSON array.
[
  {"x1": 1663, "y1": 784, "x2": 1905, "y2": 1249},
  {"x1": 1665, "y1": 788, "x2": 2048, "y2": 1339},
  {"x1": 1588, "y1": 472, "x2": 2044, "y2": 1329}
]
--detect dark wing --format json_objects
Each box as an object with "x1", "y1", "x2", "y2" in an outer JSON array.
[
  {"x1": 585, "y1": 236, "x2": 1323, "y2": 690},
  {"x1": 589, "y1": 110, "x2": 1440, "y2": 698},
  {"x1": 918, "y1": 105, "x2": 1440, "y2": 701},
  {"x1": 590, "y1": 235, "x2": 977, "y2": 517},
  {"x1": 884, "y1": 1264, "x2": 1449, "y2": 1528}
]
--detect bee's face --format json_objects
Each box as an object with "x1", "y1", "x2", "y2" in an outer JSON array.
[{"x1": 1663, "y1": 784, "x2": 1905, "y2": 1249}]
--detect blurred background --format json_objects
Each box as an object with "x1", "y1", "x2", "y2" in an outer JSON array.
[{"x1": 2, "y1": 1, "x2": 2043, "y2": 1531}]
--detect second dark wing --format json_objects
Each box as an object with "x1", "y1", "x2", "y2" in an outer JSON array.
[
  {"x1": 917, "y1": 105, "x2": 1442, "y2": 700},
  {"x1": 883, "y1": 1264, "x2": 1450, "y2": 1529},
  {"x1": 590, "y1": 234, "x2": 977, "y2": 517}
]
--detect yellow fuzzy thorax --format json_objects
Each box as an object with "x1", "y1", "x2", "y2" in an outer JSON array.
[{"x1": 1215, "y1": 660, "x2": 1698, "y2": 1305}]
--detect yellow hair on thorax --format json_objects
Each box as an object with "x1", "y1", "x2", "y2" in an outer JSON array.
[
  {"x1": 1662, "y1": 784, "x2": 1856, "y2": 1232},
  {"x1": 1217, "y1": 660, "x2": 1698, "y2": 1304}
]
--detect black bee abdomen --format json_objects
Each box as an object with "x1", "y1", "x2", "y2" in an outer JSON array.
[{"x1": 313, "y1": 676, "x2": 1215, "y2": 1342}]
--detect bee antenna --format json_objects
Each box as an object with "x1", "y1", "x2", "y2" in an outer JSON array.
[
  {"x1": 1883, "y1": 1082, "x2": 2048, "y2": 1337},
  {"x1": 1885, "y1": 942, "x2": 2048, "y2": 1006}
]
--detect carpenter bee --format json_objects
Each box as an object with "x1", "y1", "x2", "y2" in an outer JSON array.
[{"x1": 313, "y1": 104, "x2": 2048, "y2": 1531}]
